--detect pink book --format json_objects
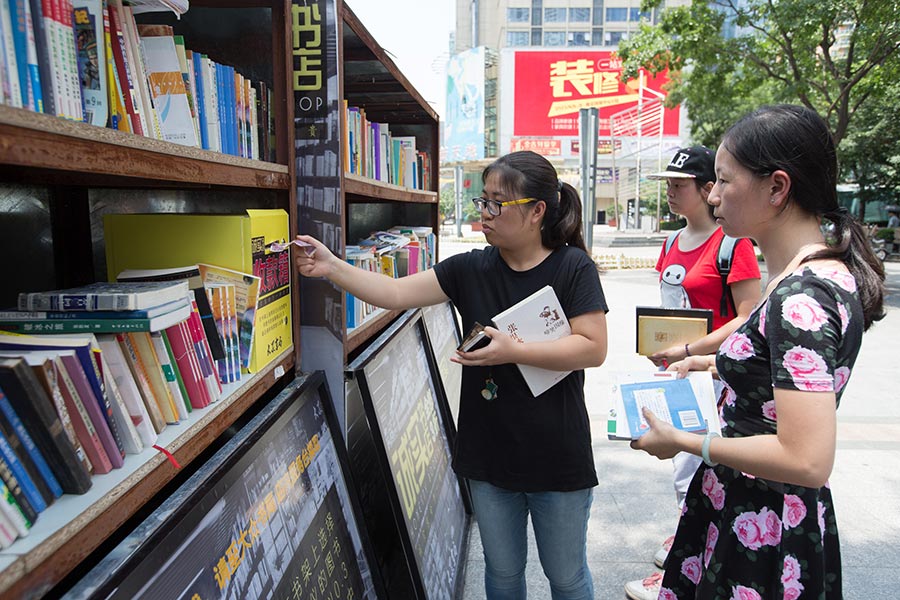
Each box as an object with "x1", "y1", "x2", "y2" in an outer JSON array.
[{"x1": 58, "y1": 354, "x2": 123, "y2": 469}]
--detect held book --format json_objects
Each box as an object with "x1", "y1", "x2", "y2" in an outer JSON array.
[
  {"x1": 492, "y1": 285, "x2": 572, "y2": 397},
  {"x1": 635, "y1": 306, "x2": 713, "y2": 356},
  {"x1": 607, "y1": 371, "x2": 721, "y2": 441},
  {"x1": 17, "y1": 281, "x2": 190, "y2": 312}
]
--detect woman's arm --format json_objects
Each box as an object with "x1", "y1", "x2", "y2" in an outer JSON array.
[
  {"x1": 453, "y1": 310, "x2": 608, "y2": 371},
  {"x1": 294, "y1": 234, "x2": 448, "y2": 309},
  {"x1": 649, "y1": 277, "x2": 761, "y2": 366},
  {"x1": 632, "y1": 387, "x2": 837, "y2": 488}
]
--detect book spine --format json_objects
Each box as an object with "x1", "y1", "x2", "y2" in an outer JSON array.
[
  {"x1": 22, "y1": 0, "x2": 43, "y2": 112},
  {"x1": 148, "y1": 331, "x2": 187, "y2": 421},
  {"x1": 0, "y1": 481, "x2": 30, "y2": 537},
  {"x1": 0, "y1": 430, "x2": 45, "y2": 514},
  {"x1": 0, "y1": 317, "x2": 154, "y2": 333},
  {"x1": 33, "y1": 361, "x2": 91, "y2": 474},
  {"x1": 0, "y1": 1, "x2": 24, "y2": 108},
  {"x1": 61, "y1": 353, "x2": 122, "y2": 469},
  {"x1": 0, "y1": 497, "x2": 20, "y2": 547},
  {"x1": 0, "y1": 393, "x2": 63, "y2": 499},
  {"x1": 84, "y1": 347, "x2": 125, "y2": 461},
  {"x1": 163, "y1": 322, "x2": 208, "y2": 409},
  {"x1": 160, "y1": 328, "x2": 190, "y2": 414},
  {"x1": 192, "y1": 50, "x2": 208, "y2": 150},
  {"x1": 101, "y1": 359, "x2": 142, "y2": 454},
  {"x1": 0, "y1": 399, "x2": 54, "y2": 506},
  {"x1": 0, "y1": 453, "x2": 36, "y2": 529},
  {"x1": 54, "y1": 356, "x2": 112, "y2": 474}
]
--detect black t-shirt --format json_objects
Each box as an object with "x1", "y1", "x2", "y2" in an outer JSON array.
[{"x1": 434, "y1": 245, "x2": 608, "y2": 492}]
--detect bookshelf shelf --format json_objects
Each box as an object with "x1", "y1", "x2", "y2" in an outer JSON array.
[
  {"x1": 0, "y1": 348, "x2": 295, "y2": 597},
  {"x1": 344, "y1": 173, "x2": 438, "y2": 204},
  {"x1": 0, "y1": 106, "x2": 290, "y2": 190}
]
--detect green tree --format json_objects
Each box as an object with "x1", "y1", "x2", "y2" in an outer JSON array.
[{"x1": 618, "y1": 0, "x2": 900, "y2": 149}]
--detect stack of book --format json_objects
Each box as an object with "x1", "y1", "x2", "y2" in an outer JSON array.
[
  {"x1": 345, "y1": 227, "x2": 436, "y2": 328},
  {"x1": 0, "y1": 278, "x2": 241, "y2": 548},
  {"x1": 0, "y1": 0, "x2": 275, "y2": 161}
]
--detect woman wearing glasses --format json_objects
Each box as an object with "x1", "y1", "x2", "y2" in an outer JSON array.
[{"x1": 295, "y1": 150, "x2": 608, "y2": 600}]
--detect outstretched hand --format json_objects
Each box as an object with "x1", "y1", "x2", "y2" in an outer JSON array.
[
  {"x1": 294, "y1": 235, "x2": 337, "y2": 279},
  {"x1": 630, "y1": 407, "x2": 683, "y2": 460}
]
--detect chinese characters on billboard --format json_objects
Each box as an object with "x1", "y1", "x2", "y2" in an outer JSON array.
[{"x1": 513, "y1": 51, "x2": 680, "y2": 138}]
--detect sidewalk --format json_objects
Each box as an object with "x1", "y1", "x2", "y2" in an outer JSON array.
[{"x1": 454, "y1": 236, "x2": 900, "y2": 599}]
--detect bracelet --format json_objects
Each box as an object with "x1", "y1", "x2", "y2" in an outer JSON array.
[
  {"x1": 684, "y1": 343, "x2": 692, "y2": 357},
  {"x1": 701, "y1": 431, "x2": 720, "y2": 467}
]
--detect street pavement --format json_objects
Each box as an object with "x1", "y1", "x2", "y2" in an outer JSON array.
[{"x1": 443, "y1": 228, "x2": 900, "y2": 599}]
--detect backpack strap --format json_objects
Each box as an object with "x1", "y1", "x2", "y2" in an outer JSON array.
[
  {"x1": 717, "y1": 235, "x2": 739, "y2": 317},
  {"x1": 664, "y1": 228, "x2": 683, "y2": 255}
]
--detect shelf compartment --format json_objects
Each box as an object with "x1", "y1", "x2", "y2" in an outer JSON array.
[
  {"x1": 0, "y1": 348, "x2": 295, "y2": 597},
  {"x1": 0, "y1": 105, "x2": 290, "y2": 190},
  {"x1": 347, "y1": 308, "x2": 402, "y2": 355}
]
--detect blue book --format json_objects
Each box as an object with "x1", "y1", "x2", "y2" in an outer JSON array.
[
  {"x1": 621, "y1": 377, "x2": 708, "y2": 439},
  {"x1": 0, "y1": 390, "x2": 62, "y2": 499},
  {"x1": 225, "y1": 65, "x2": 237, "y2": 156},
  {"x1": 0, "y1": 429, "x2": 46, "y2": 514},
  {"x1": 192, "y1": 51, "x2": 209, "y2": 150},
  {"x1": 216, "y1": 63, "x2": 228, "y2": 155},
  {"x1": 7, "y1": 0, "x2": 33, "y2": 109}
]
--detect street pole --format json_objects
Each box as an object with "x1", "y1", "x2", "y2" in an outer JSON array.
[
  {"x1": 579, "y1": 107, "x2": 598, "y2": 252},
  {"x1": 454, "y1": 164, "x2": 463, "y2": 237}
]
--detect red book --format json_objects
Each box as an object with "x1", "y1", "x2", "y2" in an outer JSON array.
[{"x1": 163, "y1": 322, "x2": 209, "y2": 409}]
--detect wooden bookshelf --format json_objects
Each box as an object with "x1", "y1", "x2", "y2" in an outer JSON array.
[
  {"x1": 0, "y1": 349, "x2": 294, "y2": 598},
  {"x1": 0, "y1": 1, "x2": 299, "y2": 595}
]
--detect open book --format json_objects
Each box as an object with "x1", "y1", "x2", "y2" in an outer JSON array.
[
  {"x1": 492, "y1": 285, "x2": 571, "y2": 397},
  {"x1": 607, "y1": 370, "x2": 721, "y2": 440}
]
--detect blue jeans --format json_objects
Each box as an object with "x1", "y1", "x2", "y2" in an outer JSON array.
[{"x1": 469, "y1": 479, "x2": 595, "y2": 600}]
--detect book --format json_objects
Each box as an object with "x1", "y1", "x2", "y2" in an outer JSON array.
[
  {"x1": 0, "y1": 501, "x2": 18, "y2": 547},
  {"x1": 138, "y1": 31, "x2": 197, "y2": 146},
  {"x1": 197, "y1": 263, "x2": 260, "y2": 371},
  {"x1": 0, "y1": 301, "x2": 192, "y2": 334},
  {"x1": 103, "y1": 209, "x2": 292, "y2": 372},
  {"x1": 0, "y1": 333, "x2": 126, "y2": 465},
  {"x1": 0, "y1": 297, "x2": 190, "y2": 321},
  {"x1": 458, "y1": 322, "x2": 489, "y2": 352},
  {"x1": 119, "y1": 332, "x2": 178, "y2": 425},
  {"x1": 17, "y1": 280, "x2": 190, "y2": 312},
  {"x1": 0, "y1": 427, "x2": 45, "y2": 515},
  {"x1": 2, "y1": 352, "x2": 93, "y2": 475},
  {"x1": 0, "y1": 381, "x2": 63, "y2": 502},
  {"x1": 109, "y1": 332, "x2": 166, "y2": 433},
  {"x1": 0, "y1": 358, "x2": 92, "y2": 493},
  {"x1": 51, "y1": 351, "x2": 113, "y2": 474},
  {"x1": 115, "y1": 266, "x2": 225, "y2": 363},
  {"x1": 491, "y1": 285, "x2": 572, "y2": 397},
  {"x1": 635, "y1": 306, "x2": 713, "y2": 356},
  {"x1": 163, "y1": 320, "x2": 209, "y2": 409},
  {"x1": 607, "y1": 371, "x2": 721, "y2": 441},
  {"x1": 95, "y1": 334, "x2": 160, "y2": 445},
  {"x1": 0, "y1": 479, "x2": 31, "y2": 538},
  {"x1": 149, "y1": 331, "x2": 188, "y2": 419},
  {"x1": 72, "y1": 0, "x2": 108, "y2": 126},
  {"x1": 95, "y1": 351, "x2": 143, "y2": 455},
  {"x1": 27, "y1": 0, "x2": 58, "y2": 115}
]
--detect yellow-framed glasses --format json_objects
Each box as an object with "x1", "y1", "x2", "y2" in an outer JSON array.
[{"x1": 471, "y1": 197, "x2": 536, "y2": 216}]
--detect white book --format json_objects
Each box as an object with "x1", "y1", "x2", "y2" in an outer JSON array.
[
  {"x1": 202, "y1": 55, "x2": 221, "y2": 152},
  {"x1": 95, "y1": 335, "x2": 158, "y2": 448},
  {"x1": 0, "y1": 498, "x2": 20, "y2": 547},
  {"x1": 139, "y1": 34, "x2": 197, "y2": 146},
  {"x1": 607, "y1": 370, "x2": 721, "y2": 441},
  {"x1": 73, "y1": 0, "x2": 108, "y2": 126},
  {"x1": 0, "y1": 0, "x2": 23, "y2": 108},
  {"x1": 99, "y1": 351, "x2": 144, "y2": 454},
  {"x1": 491, "y1": 285, "x2": 572, "y2": 397}
]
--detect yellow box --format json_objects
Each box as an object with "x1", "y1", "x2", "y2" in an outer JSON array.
[{"x1": 104, "y1": 209, "x2": 291, "y2": 373}]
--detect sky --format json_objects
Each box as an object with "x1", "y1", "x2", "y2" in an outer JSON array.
[{"x1": 347, "y1": 0, "x2": 455, "y2": 119}]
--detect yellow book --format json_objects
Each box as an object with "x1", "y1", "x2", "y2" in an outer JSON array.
[
  {"x1": 103, "y1": 209, "x2": 291, "y2": 372},
  {"x1": 127, "y1": 332, "x2": 179, "y2": 425}
]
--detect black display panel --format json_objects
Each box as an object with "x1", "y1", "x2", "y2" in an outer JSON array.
[
  {"x1": 346, "y1": 310, "x2": 469, "y2": 600},
  {"x1": 65, "y1": 372, "x2": 382, "y2": 600}
]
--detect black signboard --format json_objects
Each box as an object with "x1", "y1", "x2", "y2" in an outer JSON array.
[
  {"x1": 345, "y1": 310, "x2": 470, "y2": 599},
  {"x1": 66, "y1": 372, "x2": 383, "y2": 600},
  {"x1": 421, "y1": 302, "x2": 463, "y2": 427}
]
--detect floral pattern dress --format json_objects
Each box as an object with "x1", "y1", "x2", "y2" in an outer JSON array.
[{"x1": 659, "y1": 264, "x2": 864, "y2": 600}]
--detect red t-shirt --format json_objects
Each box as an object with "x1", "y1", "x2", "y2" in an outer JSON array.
[{"x1": 656, "y1": 228, "x2": 761, "y2": 331}]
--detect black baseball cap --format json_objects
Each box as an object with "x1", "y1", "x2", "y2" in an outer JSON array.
[{"x1": 648, "y1": 146, "x2": 716, "y2": 185}]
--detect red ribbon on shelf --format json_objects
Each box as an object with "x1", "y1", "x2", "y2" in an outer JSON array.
[{"x1": 152, "y1": 444, "x2": 182, "y2": 470}]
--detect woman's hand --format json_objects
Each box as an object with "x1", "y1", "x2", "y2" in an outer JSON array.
[
  {"x1": 451, "y1": 326, "x2": 518, "y2": 367},
  {"x1": 630, "y1": 408, "x2": 684, "y2": 459},
  {"x1": 666, "y1": 355, "x2": 715, "y2": 378},
  {"x1": 294, "y1": 235, "x2": 338, "y2": 279},
  {"x1": 648, "y1": 343, "x2": 687, "y2": 367}
]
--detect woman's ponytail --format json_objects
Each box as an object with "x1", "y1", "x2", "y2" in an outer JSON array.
[{"x1": 542, "y1": 181, "x2": 587, "y2": 254}]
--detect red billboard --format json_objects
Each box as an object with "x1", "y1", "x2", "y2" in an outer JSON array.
[{"x1": 513, "y1": 51, "x2": 680, "y2": 137}]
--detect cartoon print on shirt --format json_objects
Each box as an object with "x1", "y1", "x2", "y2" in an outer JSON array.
[{"x1": 660, "y1": 263, "x2": 691, "y2": 308}]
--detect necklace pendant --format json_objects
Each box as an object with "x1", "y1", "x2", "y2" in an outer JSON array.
[{"x1": 482, "y1": 378, "x2": 498, "y2": 401}]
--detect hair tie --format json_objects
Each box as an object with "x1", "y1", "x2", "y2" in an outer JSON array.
[{"x1": 557, "y1": 180, "x2": 564, "y2": 192}]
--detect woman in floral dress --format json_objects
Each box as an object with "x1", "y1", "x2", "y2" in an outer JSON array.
[{"x1": 632, "y1": 104, "x2": 885, "y2": 599}]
